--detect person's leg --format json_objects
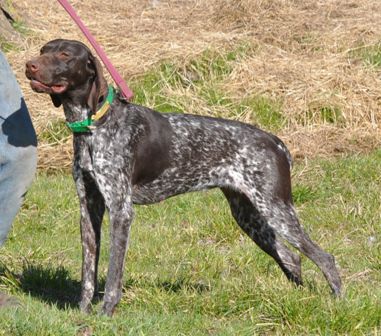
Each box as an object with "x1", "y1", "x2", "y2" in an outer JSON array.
[{"x1": 0, "y1": 51, "x2": 37, "y2": 246}]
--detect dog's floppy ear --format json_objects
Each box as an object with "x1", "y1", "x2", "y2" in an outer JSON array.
[
  {"x1": 50, "y1": 94, "x2": 62, "y2": 107},
  {"x1": 87, "y1": 54, "x2": 108, "y2": 113}
]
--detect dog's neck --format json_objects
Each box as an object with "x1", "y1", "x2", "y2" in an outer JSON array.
[
  {"x1": 59, "y1": 81, "x2": 99, "y2": 123},
  {"x1": 60, "y1": 83, "x2": 113, "y2": 134},
  {"x1": 63, "y1": 102, "x2": 91, "y2": 124}
]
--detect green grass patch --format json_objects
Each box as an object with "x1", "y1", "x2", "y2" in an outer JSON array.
[
  {"x1": 0, "y1": 150, "x2": 380, "y2": 334},
  {"x1": 239, "y1": 96, "x2": 285, "y2": 131},
  {"x1": 299, "y1": 104, "x2": 343, "y2": 126},
  {"x1": 352, "y1": 42, "x2": 381, "y2": 67},
  {"x1": 0, "y1": 37, "x2": 16, "y2": 52},
  {"x1": 130, "y1": 47, "x2": 243, "y2": 109},
  {"x1": 319, "y1": 106, "x2": 342, "y2": 124},
  {"x1": 38, "y1": 119, "x2": 71, "y2": 144},
  {"x1": 130, "y1": 64, "x2": 184, "y2": 113},
  {"x1": 361, "y1": 43, "x2": 381, "y2": 67},
  {"x1": 130, "y1": 43, "x2": 284, "y2": 131},
  {"x1": 10, "y1": 19, "x2": 28, "y2": 36},
  {"x1": 292, "y1": 185, "x2": 317, "y2": 205}
]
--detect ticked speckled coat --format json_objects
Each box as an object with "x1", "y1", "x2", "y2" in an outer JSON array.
[{"x1": 26, "y1": 39, "x2": 341, "y2": 316}]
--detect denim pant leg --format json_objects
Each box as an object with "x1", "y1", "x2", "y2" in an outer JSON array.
[{"x1": 0, "y1": 51, "x2": 37, "y2": 246}]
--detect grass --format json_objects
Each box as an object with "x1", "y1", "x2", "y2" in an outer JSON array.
[
  {"x1": 0, "y1": 150, "x2": 380, "y2": 335},
  {"x1": 357, "y1": 42, "x2": 381, "y2": 68},
  {"x1": 4, "y1": 0, "x2": 381, "y2": 168},
  {"x1": 0, "y1": 37, "x2": 16, "y2": 52},
  {"x1": 130, "y1": 44, "x2": 284, "y2": 132},
  {"x1": 38, "y1": 119, "x2": 71, "y2": 144},
  {"x1": 0, "y1": 3, "x2": 29, "y2": 52}
]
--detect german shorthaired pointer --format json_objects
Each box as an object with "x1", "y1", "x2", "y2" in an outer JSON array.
[{"x1": 25, "y1": 39, "x2": 341, "y2": 316}]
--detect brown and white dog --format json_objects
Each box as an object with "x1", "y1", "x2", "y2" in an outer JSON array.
[{"x1": 26, "y1": 39, "x2": 341, "y2": 316}]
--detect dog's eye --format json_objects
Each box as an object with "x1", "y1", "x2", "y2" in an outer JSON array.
[{"x1": 58, "y1": 51, "x2": 71, "y2": 59}]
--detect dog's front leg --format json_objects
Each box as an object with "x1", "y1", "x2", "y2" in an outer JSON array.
[
  {"x1": 74, "y1": 169, "x2": 105, "y2": 314},
  {"x1": 100, "y1": 182, "x2": 134, "y2": 316}
]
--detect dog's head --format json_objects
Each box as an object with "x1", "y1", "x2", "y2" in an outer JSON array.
[{"x1": 25, "y1": 39, "x2": 108, "y2": 112}]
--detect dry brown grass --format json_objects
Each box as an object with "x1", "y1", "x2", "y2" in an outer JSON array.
[{"x1": 3, "y1": 0, "x2": 381, "y2": 169}]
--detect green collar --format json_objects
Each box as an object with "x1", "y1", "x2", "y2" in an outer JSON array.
[{"x1": 67, "y1": 85, "x2": 115, "y2": 133}]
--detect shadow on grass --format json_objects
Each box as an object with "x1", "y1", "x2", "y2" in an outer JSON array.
[
  {"x1": 0, "y1": 263, "x2": 92, "y2": 310},
  {"x1": 18, "y1": 264, "x2": 82, "y2": 309},
  {"x1": 0, "y1": 263, "x2": 211, "y2": 310}
]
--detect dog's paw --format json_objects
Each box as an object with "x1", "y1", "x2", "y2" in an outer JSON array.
[
  {"x1": 99, "y1": 301, "x2": 116, "y2": 317},
  {"x1": 79, "y1": 300, "x2": 93, "y2": 314},
  {"x1": 331, "y1": 282, "x2": 343, "y2": 298}
]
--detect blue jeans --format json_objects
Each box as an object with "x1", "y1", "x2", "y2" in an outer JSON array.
[{"x1": 0, "y1": 51, "x2": 37, "y2": 246}]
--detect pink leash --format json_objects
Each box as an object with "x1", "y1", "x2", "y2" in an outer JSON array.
[{"x1": 57, "y1": 0, "x2": 133, "y2": 100}]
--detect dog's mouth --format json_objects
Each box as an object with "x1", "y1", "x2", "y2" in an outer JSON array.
[{"x1": 29, "y1": 79, "x2": 68, "y2": 94}]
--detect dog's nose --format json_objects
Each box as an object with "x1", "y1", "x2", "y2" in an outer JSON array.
[{"x1": 26, "y1": 60, "x2": 39, "y2": 73}]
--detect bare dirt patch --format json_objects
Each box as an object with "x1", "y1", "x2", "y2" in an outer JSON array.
[{"x1": 2, "y1": 0, "x2": 381, "y2": 169}]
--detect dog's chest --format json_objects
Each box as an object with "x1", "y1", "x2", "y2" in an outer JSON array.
[
  {"x1": 73, "y1": 136, "x2": 94, "y2": 174},
  {"x1": 73, "y1": 130, "x2": 134, "y2": 179}
]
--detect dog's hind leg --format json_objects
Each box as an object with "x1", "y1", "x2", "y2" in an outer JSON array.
[
  {"x1": 237, "y1": 146, "x2": 341, "y2": 296},
  {"x1": 222, "y1": 188, "x2": 303, "y2": 286},
  {"x1": 75, "y1": 170, "x2": 105, "y2": 313},
  {"x1": 255, "y1": 198, "x2": 342, "y2": 296}
]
